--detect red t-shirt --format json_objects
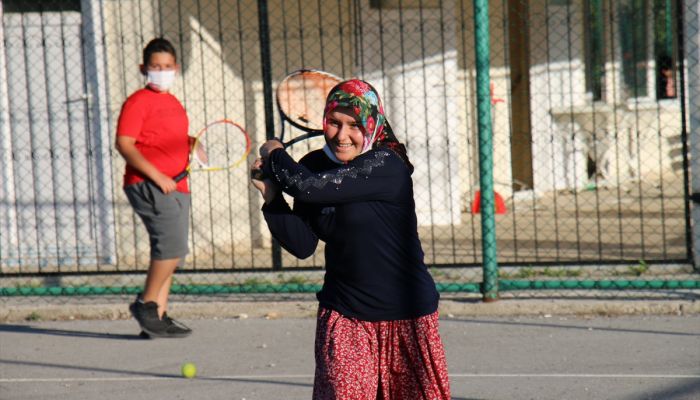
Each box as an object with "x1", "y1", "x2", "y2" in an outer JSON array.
[{"x1": 116, "y1": 88, "x2": 190, "y2": 192}]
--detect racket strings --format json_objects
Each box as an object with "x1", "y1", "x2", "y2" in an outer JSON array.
[
  {"x1": 277, "y1": 71, "x2": 341, "y2": 132},
  {"x1": 193, "y1": 121, "x2": 250, "y2": 171}
]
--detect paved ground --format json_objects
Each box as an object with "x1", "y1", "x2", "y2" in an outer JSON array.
[
  {"x1": 1, "y1": 293, "x2": 699, "y2": 399},
  {"x1": 0, "y1": 314, "x2": 698, "y2": 400}
]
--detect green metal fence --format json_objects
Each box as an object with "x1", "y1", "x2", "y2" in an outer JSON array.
[{"x1": 0, "y1": 0, "x2": 697, "y2": 300}]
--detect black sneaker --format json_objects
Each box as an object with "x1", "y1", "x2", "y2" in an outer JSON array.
[
  {"x1": 130, "y1": 300, "x2": 191, "y2": 338},
  {"x1": 129, "y1": 301, "x2": 170, "y2": 338},
  {"x1": 131, "y1": 297, "x2": 151, "y2": 339},
  {"x1": 128, "y1": 293, "x2": 145, "y2": 324},
  {"x1": 162, "y1": 312, "x2": 192, "y2": 338},
  {"x1": 129, "y1": 297, "x2": 158, "y2": 326}
]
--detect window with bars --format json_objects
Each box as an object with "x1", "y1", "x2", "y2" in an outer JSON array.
[
  {"x1": 2, "y1": 0, "x2": 80, "y2": 13},
  {"x1": 653, "y1": 0, "x2": 677, "y2": 99},
  {"x1": 583, "y1": 0, "x2": 677, "y2": 101},
  {"x1": 619, "y1": 0, "x2": 649, "y2": 98},
  {"x1": 584, "y1": 0, "x2": 605, "y2": 101}
]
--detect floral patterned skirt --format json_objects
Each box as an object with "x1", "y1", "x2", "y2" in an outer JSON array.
[{"x1": 313, "y1": 306, "x2": 451, "y2": 400}]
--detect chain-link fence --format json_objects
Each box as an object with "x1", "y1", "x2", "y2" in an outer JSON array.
[{"x1": 0, "y1": 0, "x2": 697, "y2": 298}]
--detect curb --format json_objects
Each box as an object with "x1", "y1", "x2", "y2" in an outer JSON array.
[{"x1": 1, "y1": 298, "x2": 698, "y2": 322}]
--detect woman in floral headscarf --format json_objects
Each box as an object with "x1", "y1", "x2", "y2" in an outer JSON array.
[{"x1": 251, "y1": 79, "x2": 451, "y2": 400}]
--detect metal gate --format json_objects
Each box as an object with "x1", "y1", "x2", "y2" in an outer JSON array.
[{"x1": 0, "y1": 0, "x2": 695, "y2": 297}]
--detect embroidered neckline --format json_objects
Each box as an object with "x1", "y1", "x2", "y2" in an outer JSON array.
[{"x1": 274, "y1": 150, "x2": 391, "y2": 191}]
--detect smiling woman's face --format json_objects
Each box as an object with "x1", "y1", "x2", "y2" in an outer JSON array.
[{"x1": 324, "y1": 107, "x2": 364, "y2": 163}]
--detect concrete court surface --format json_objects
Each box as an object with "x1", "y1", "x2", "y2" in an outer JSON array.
[{"x1": 0, "y1": 312, "x2": 699, "y2": 400}]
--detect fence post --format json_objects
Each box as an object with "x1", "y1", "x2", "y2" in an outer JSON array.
[
  {"x1": 257, "y1": 0, "x2": 282, "y2": 270},
  {"x1": 684, "y1": 0, "x2": 700, "y2": 271},
  {"x1": 473, "y1": 0, "x2": 499, "y2": 301}
]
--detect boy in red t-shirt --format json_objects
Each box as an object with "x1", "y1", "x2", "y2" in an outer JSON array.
[{"x1": 116, "y1": 38, "x2": 192, "y2": 338}]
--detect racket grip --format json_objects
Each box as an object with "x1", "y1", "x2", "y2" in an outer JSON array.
[
  {"x1": 173, "y1": 170, "x2": 188, "y2": 182},
  {"x1": 250, "y1": 168, "x2": 266, "y2": 180}
]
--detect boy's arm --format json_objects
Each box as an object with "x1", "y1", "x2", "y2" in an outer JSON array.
[{"x1": 115, "y1": 135, "x2": 177, "y2": 194}]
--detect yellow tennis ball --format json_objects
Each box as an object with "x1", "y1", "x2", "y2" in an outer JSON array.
[{"x1": 181, "y1": 362, "x2": 197, "y2": 379}]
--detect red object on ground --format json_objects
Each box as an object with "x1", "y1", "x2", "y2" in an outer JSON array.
[{"x1": 471, "y1": 190, "x2": 507, "y2": 214}]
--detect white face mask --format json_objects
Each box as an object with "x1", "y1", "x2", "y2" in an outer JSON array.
[{"x1": 146, "y1": 70, "x2": 177, "y2": 92}]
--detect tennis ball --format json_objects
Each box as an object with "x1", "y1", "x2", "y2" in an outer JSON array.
[{"x1": 181, "y1": 362, "x2": 197, "y2": 379}]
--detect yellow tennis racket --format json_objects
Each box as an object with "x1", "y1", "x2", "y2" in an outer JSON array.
[{"x1": 174, "y1": 119, "x2": 252, "y2": 182}]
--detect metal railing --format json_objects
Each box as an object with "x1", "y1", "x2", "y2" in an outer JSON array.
[{"x1": 0, "y1": 0, "x2": 696, "y2": 299}]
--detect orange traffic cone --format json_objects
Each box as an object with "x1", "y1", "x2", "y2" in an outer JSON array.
[{"x1": 471, "y1": 190, "x2": 507, "y2": 214}]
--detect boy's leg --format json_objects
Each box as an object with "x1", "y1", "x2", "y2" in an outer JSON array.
[
  {"x1": 156, "y1": 274, "x2": 173, "y2": 316},
  {"x1": 124, "y1": 183, "x2": 190, "y2": 338},
  {"x1": 131, "y1": 259, "x2": 190, "y2": 338},
  {"x1": 142, "y1": 258, "x2": 179, "y2": 318}
]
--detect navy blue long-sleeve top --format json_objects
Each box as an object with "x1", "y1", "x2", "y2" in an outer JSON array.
[{"x1": 261, "y1": 147, "x2": 439, "y2": 321}]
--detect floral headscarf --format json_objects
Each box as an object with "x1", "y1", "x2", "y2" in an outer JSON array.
[
  {"x1": 323, "y1": 79, "x2": 389, "y2": 153},
  {"x1": 323, "y1": 79, "x2": 413, "y2": 171}
]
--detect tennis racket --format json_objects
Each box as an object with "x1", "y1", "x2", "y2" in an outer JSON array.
[
  {"x1": 174, "y1": 119, "x2": 252, "y2": 182},
  {"x1": 276, "y1": 68, "x2": 343, "y2": 146},
  {"x1": 251, "y1": 69, "x2": 342, "y2": 180}
]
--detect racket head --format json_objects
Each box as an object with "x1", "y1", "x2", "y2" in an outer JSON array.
[
  {"x1": 190, "y1": 119, "x2": 251, "y2": 172},
  {"x1": 191, "y1": 140, "x2": 209, "y2": 166},
  {"x1": 276, "y1": 69, "x2": 343, "y2": 144}
]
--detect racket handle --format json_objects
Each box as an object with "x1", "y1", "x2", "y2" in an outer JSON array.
[
  {"x1": 173, "y1": 170, "x2": 188, "y2": 182},
  {"x1": 250, "y1": 168, "x2": 266, "y2": 180}
]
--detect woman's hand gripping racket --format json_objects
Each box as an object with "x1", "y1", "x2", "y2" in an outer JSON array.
[
  {"x1": 251, "y1": 69, "x2": 342, "y2": 180},
  {"x1": 174, "y1": 119, "x2": 252, "y2": 182}
]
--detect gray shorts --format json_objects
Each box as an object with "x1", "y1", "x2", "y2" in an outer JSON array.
[{"x1": 124, "y1": 181, "x2": 190, "y2": 261}]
